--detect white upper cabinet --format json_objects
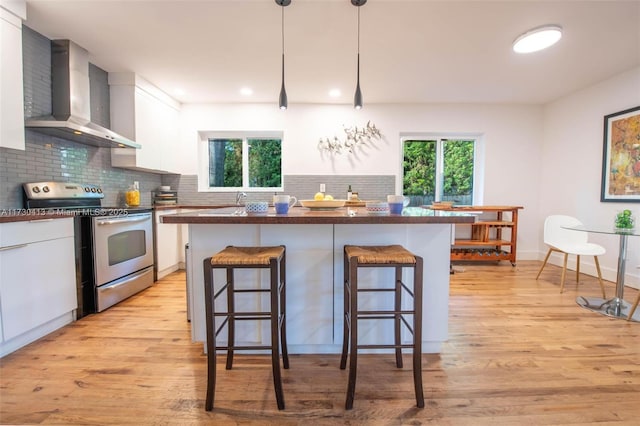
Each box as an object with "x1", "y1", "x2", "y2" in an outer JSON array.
[
  {"x1": 0, "y1": 6, "x2": 25, "y2": 150},
  {"x1": 109, "y1": 73, "x2": 181, "y2": 174}
]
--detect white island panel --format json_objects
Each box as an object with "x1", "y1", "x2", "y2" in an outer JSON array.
[
  {"x1": 187, "y1": 221, "x2": 452, "y2": 354},
  {"x1": 334, "y1": 224, "x2": 451, "y2": 353},
  {"x1": 261, "y1": 225, "x2": 334, "y2": 351}
]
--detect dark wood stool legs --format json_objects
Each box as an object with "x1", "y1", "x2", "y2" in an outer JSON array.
[
  {"x1": 203, "y1": 245, "x2": 288, "y2": 411},
  {"x1": 340, "y1": 245, "x2": 424, "y2": 410}
]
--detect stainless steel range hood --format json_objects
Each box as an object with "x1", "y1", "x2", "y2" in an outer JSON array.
[{"x1": 25, "y1": 40, "x2": 140, "y2": 149}]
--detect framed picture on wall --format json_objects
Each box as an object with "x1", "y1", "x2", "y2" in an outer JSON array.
[{"x1": 601, "y1": 105, "x2": 640, "y2": 202}]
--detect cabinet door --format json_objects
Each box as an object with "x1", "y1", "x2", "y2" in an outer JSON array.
[
  {"x1": 133, "y1": 88, "x2": 164, "y2": 170},
  {"x1": 0, "y1": 237, "x2": 76, "y2": 341},
  {"x1": 0, "y1": 10, "x2": 25, "y2": 150},
  {"x1": 155, "y1": 210, "x2": 180, "y2": 278}
]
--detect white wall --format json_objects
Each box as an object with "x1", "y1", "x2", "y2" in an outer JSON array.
[
  {"x1": 541, "y1": 66, "x2": 640, "y2": 288},
  {"x1": 179, "y1": 102, "x2": 543, "y2": 260}
]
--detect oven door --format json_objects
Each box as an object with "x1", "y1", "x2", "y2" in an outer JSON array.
[{"x1": 92, "y1": 213, "x2": 154, "y2": 286}]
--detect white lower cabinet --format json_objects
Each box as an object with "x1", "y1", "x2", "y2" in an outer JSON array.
[
  {"x1": 155, "y1": 209, "x2": 196, "y2": 280},
  {"x1": 0, "y1": 218, "x2": 76, "y2": 357},
  {"x1": 155, "y1": 209, "x2": 180, "y2": 279}
]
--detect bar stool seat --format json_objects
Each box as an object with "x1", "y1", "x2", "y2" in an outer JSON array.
[
  {"x1": 203, "y1": 245, "x2": 288, "y2": 410},
  {"x1": 340, "y1": 244, "x2": 425, "y2": 410}
]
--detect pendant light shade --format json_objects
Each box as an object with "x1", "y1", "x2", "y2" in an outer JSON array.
[
  {"x1": 276, "y1": 0, "x2": 291, "y2": 110},
  {"x1": 354, "y1": 54, "x2": 363, "y2": 110},
  {"x1": 279, "y1": 53, "x2": 287, "y2": 109},
  {"x1": 352, "y1": 0, "x2": 366, "y2": 109}
]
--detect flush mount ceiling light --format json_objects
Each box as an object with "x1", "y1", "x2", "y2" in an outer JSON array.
[
  {"x1": 351, "y1": 0, "x2": 366, "y2": 109},
  {"x1": 513, "y1": 24, "x2": 562, "y2": 54},
  {"x1": 276, "y1": 0, "x2": 291, "y2": 110}
]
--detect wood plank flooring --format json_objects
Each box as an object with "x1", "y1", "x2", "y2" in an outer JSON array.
[{"x1": 1, "y1": 261, "x2": 639, "y2": 425}]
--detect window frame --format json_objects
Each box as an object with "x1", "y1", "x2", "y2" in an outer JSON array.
[
  {"x1": 400, "y1": 133, "x2": 484, "y2": 205},
  {"x1": 198, "y1": 131, "x2": 284, "y2": 192}
]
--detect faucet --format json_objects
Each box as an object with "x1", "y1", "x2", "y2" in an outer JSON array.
[
  {"x1": 233, "y1": 192, "x2": 247, "y2": 215},
  {"x1": 235, "y1": 191, "x2": 247, "y2": 206}
]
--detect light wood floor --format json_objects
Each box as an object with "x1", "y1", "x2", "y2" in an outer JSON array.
[{"x1": 1, "y1": 261, "x2": 639, "y2": 425}]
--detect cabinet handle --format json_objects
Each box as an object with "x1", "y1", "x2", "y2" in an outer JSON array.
[{"x1": 0, "y1": 243, "x2": 28, "y2": 252}]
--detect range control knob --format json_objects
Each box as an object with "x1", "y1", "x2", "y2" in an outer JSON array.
[
  {"x1": 90, "y1": 187, "x2": 97, "y2": 193},
  {"x1": 42, "y1": 186, "x2": 50, "y2": 193},
  {"x1": 84, "y1": 187, "x2": 91, "y2": 192},
  {"x1": 97, "y1": 188, "x2": 103, "y2": 194},
  {"x1": 32, "y1": 186, "x2": 40, "y2": 193}
]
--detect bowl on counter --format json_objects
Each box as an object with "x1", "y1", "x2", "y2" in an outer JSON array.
[
  {"x1": 245, "y1": 201, "x2": 269, "y2": 215},
  {"x1": 365, "y1": 201, "x2": 389, "y2": 215},
  {"x1": 299, "y1": 199, "x2": 346, "y2": 210}
]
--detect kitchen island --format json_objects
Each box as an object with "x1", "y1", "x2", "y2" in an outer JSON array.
[{"x1": 162, "y1": 206, "x2": 474, "y2": 354}]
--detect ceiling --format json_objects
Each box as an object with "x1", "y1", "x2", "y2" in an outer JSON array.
[{"x1": 23, "y1": 0, "x2": 640, "y2": 106}]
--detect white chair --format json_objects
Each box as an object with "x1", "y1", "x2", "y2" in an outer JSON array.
[{"x1": 536, "y1": 215, "x2": 606, "y2": 298}]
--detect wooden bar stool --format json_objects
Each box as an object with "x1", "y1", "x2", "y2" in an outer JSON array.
[
  {"x1": 340, "y1": 244, "x2": 424, "y2": 410},
  {"x1": 202, "y1": 245, "x2": 289, "y2": 410}
]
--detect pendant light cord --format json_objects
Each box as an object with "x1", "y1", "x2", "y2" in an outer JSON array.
[
  {"x1": 357, "y1": 5, "x2": 360, "y2": 56},
  {"x1": 278, "y1": 1, "x2": 288, "y2": 109},
  {"x1": 281, "y1": 6, "x2": 285, "y2": 81}
]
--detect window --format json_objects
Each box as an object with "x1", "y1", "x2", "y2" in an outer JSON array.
[
  {"x1": 402, "y1": 136, "x2": 479, "y2": 206},
  {"x1": 198, "y1": 132, "x2": 282, "y2": 191}
]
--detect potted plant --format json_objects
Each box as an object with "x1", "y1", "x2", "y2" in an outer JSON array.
[{"x1": 614, "y1": 209, "x2": 634, "y2": 231}]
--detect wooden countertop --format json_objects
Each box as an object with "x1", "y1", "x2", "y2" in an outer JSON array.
[
  {"x1": 161, "y1": 206, "x2": 475, "y2": 225},
  {"x1": 154, "y1": 204, "x2": 234, "y2": 211},
  {"x1": 426, "y1": 205, "x2": 524, "y2": 211}
]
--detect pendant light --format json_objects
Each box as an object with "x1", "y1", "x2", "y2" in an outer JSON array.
[
  {"x1": 276, "y1": 0, "x2": 291, "y2": 110},
  {"x1": 352, "y1": 0, "x2": 366, "y2": 110}
]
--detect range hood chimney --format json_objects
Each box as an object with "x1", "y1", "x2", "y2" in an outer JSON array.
[{"x1": 25, "y1": 40, "x2": 140, "y2": 149}]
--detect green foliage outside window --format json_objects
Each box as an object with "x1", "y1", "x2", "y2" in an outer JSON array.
[
  {"x1": 403, "y1": 139, "x2": 474, "y2": 204},
  {"x1": 403, "y1": 140, "x2": 436, "y2": 196},
  {"x1": 209, "y1": 139, "x2": 242, "y2": 187},
  {"x1": 248, "y1": 139, "x2": 281, "y2": 188},
  {"x1": 208, "y1": 137, "x2": 282, "y2": 189},
  {"x1": 443, "y1": 140, "x2": 474, "y2": 196}
]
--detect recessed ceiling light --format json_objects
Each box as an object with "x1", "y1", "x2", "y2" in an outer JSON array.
[
  {"x1": 174, "y1": 88, "x2": 186, "y2": 96},
  {"x1": 513, "y1": 25, "x2": 562, "y2": 54},
  {"x1": 329, "y1": 89, "x2": 341, "y2": 98},
  {"x1": 240, "y1": 87, "x2": 253, "y2": 96}
]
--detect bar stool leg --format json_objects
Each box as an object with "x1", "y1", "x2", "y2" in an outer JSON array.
[
  {"x1": 279, "y1": 249, "x2": 290, "y2": 369},
  {"x1": 394, "y1": 265, "x2": 403, "y2": 368},
  {"x1": 340, "y1": 248, "x2": 350, "y2": 370},
  {"x1": 413, "y1": 256, "x2": 425, "y2": 408},
  {"x1": 225, "y1": 267, "x2": 235, "y2": 370},
  {"x1": 269, "y1": 257, "x2": 285, "y2": 410},
  {"x1": 345, "y1": 256, "x2": 359, "y2": 410},
  {"x1": 203, "y1": 258, "x2": 217, "y2": 411}
]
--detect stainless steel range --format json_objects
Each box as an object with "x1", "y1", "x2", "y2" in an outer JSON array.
[{"x1": 23, "y1": 182, "x2": 155, "y2": 317}]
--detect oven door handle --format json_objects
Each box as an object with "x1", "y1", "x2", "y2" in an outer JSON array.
[
  {"x1": 96, "y1": 215, "x2": 150, "y2": 226},
  {"x1": 101, "y1": 269, "x2": 149, "y2": 291}
]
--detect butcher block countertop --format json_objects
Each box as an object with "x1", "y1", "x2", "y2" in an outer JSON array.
[{"x1": 161, "y1": 206, "x2": 475, "y2": 225}]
